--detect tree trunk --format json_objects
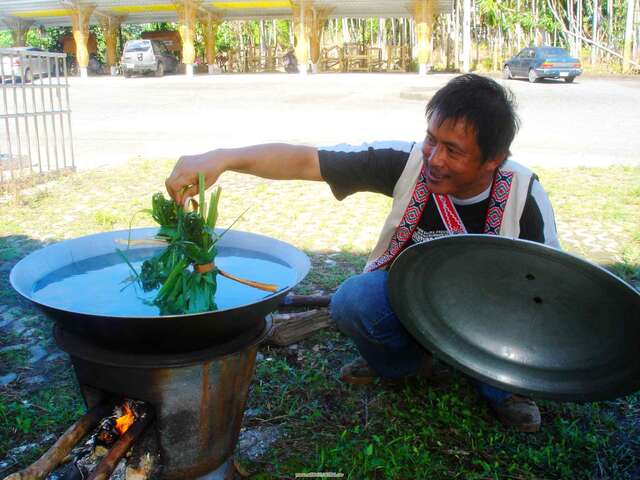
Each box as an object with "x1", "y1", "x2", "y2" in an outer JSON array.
[
  {"x1": 259, "y1": 19, "x2": 266, "y2": 56},
  {"x1": 289, "y1": 20, "x2": 294, "y2": 47},
  {"x1": 454, "y1": 0, "x2": 460, "y2": 68},
  {"x1": 379, "y1": 18, "x2": 385, "y2": 48},
  {"x1": 608, "y1": 0, "x2": 614, "y2": 46},
  {"x1": 592, "y1": 0, "x2": 599, "y2": 66},
  {"x1": 623, "y1": 0, "x2": 636, "y2": 71},
  {"x1": 463, "y1": 0, "x2": 471, "y2": 71},
  {"x1": 342, "y1": 18, "x2": 349, "y2": 43},
  {"x1": 577, "y1": 0, "x2": 583, "y2": 59},
  {"x1": 516, "y1": 0, "x2": 523, "y2": 49}
]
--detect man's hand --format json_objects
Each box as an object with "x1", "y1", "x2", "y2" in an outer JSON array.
[{"x1": 165, "y1": 151, "x2": 224, "y2": 205}]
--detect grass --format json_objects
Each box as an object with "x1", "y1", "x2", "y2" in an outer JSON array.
[{"x1": 0, "y1": 160, "x2": 638, "y2": 478}]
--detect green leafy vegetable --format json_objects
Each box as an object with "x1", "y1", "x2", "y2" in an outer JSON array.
[{"x1": 125, "y1": 173, "x2": 226, "y2": 315}]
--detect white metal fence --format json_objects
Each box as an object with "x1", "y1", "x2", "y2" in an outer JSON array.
[{"x1": 0, "y1": 48, "x2": 74, "y2": 189}]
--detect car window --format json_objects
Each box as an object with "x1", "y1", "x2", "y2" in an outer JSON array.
[
  {"x1": 517, "y1": 49, "x2": 527, "y2": 58},
  {"x1": 125, "y1": 40, "x2": 151, "y2": 53},
  {"x1": 540, "y1": 47, "x2": 569, "y2": 57}
]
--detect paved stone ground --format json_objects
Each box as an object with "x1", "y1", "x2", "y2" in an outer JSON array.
[{"x1": 67, "y1": 72, "x2": 640, "y2": 171}]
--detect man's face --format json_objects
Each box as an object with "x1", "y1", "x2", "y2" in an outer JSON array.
[{"x1": 421, "y1": 115, "x2": 503, "y2": 199}]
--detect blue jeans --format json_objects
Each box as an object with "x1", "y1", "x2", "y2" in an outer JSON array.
[{"x1": 330, "y1": 270, "x2": 511, "y2": 404}]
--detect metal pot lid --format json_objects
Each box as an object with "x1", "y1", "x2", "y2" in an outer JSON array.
[{"x1": 387, "y1": 235, "x2": 640, "y2": 402}]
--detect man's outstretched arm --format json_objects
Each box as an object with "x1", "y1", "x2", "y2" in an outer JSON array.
[{"x1": 165, "y1": 143, "x2": 321, "y2": 204}]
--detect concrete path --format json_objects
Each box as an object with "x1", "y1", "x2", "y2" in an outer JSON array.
[{"x1": 68, "y1": 72, "x2": 640, "y2": 170}]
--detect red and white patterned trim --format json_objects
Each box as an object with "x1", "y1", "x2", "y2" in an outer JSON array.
[
  {"x1": 433, "y1": 194, "x2": 467, "y2": 235},
  {"x1": 364, "y1": 163, "x2": 431, "y2": 272},
  {"x1": 366, "y1": 167, "x2": 514, "y2": 272}
]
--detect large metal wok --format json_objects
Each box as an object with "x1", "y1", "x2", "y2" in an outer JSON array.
[
  {"x1": 10, "y1": 228, "x2": 310, "y2": 353},
  {"x1": 388, "y1": 235, "x2": 640, "y2": 401}
]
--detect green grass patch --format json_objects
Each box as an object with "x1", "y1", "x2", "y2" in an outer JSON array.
[{"x1": 0, "y1": 161, "x2": 638, "y2": 478}]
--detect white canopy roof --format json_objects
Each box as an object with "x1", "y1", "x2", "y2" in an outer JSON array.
[{"x1": 1, "y1": 1, "x2": 453, "y2": 27}]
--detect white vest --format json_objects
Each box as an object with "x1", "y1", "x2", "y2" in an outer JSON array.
[{"x1": 365, "y1": 143, "x2": 537, "y2": 271}]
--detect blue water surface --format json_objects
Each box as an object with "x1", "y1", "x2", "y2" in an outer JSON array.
[{"x1": 32, "y1": 247, "x2": 297, "y2": 317}]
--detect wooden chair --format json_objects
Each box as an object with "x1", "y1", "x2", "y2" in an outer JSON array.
[
  {"x1": 264, "y1": 46, "x2": 277, "y2": 72},
  {"x1": 387, "y1": 45, "x2": 411, "y2": 72},
  {"x1": 245, "y1": 46, "x2": 262, "y2": 72},
  {"x1": 343, "y1": 43, "x2": 368, "y2": 72},
  {"x1": 367, "y1": 47, "x2": 385, "y2": 72},
  {"x1": 228, "y1": 48, "x2": 247, "y2": 72},
  {"x1": 319, "y1": 45, "x2": 342, "y2": 72}
]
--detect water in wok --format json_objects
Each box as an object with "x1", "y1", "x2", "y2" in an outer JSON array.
[{"x1": 11, "y1": 227, "x2": 310, "y2": 353}]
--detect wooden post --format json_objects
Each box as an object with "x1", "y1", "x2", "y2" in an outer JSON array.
[
  {"x1": 411, "y1": 0, "x2": 435, "y2": 74},
  {"x1": 98, "y1": 14, "x2": 125, "y2": 75},
  {"x1": 292, "y1": 1, "x2": 311, "y2": 74},
  {"x1": 175, "y1": 0, "x2": 200, "y2": 76},
  {"x1": 2, "y1": 17, "x2": 35, "y2": 47},
  {"x1": 70, "y1": 4, "x2": 96, "y2": 78},
  {"x1": 309, "y1": 7, "x2": 333, "y2": 72},
  {"x1": 202, "y1": 12, "x2": 222, "y2": 74}
]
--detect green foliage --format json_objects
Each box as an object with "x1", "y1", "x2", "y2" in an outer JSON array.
[
  {"x1": 0, "y1": 30, "x2": 14, "y2": 48},
  {"x1": 123, "y1": 174, "x2": 225, "y2": 314}
]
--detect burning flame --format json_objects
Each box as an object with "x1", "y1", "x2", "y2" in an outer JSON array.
[{"x1": 115, "y1": 402, "x2": 135, "y2": 435}]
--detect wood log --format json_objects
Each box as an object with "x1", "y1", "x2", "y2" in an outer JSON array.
[
  {"x1": 88, "y1": 409, "x2": 154, "y2": 480},
  {"x1": 279, "y1": 295, "x2": 332, "y2": 309},
  {"x1": 266, "y1": 309, "x2": 333, "y2": 347},
  {"x1": 3, "y1": 403, "x2": 113, "y2": 480}
]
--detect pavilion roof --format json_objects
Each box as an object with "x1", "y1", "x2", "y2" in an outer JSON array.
[{"x1": 1, "y1": 0, "x2": 453, "y2": 27}]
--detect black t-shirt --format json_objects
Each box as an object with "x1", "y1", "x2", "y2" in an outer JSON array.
[{"x1": 318, "y1": 144, "x2": 551, "y2": 245}]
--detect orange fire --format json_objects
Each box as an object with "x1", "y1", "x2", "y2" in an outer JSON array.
[{"x1": 114, "y1": 402, "x2": 135, "y2": 435}]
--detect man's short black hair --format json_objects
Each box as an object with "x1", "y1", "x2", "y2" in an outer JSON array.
[{"x1": 425, "y1": 74, "x2": 520, "y2": 163}]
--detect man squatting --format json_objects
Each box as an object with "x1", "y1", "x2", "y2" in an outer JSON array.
[{"x1": 166, "y1": 74, "x2": 559, "y2": 432}]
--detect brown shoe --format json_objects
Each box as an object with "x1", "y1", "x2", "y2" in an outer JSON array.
[
  {"x1": 339, "y1": 354, "x2": 434, "y2": 386},
  {"x1": 339, "y1": 357, "x2": 377, "y2": 385},
  {"x1": 490, "y1": 394, "x2": 541, "y2": 432}
]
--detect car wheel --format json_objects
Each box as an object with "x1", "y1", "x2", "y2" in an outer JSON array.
[
  {"x1": 155, "y1": 62, "x2": 165, "y2": 77},
  {"x1": 564, "y1": 76, "x2": 575, "y2": 83},
  {"x1": 23, "y1": 68, "x2": 33, "y2": 84},
  {"x1": 123, "y1": 70, "x2": 131, "y2": 78},
  {"x1": 503, "y1": 65, "x2": 513, "y2": 79},
  {"x1": 528, "y1": 68, "x2": 538, "y2": 83}
]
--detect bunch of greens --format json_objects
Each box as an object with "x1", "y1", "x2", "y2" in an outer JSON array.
[{"x1": 123, "y1": 173, "x2": 227, "y2": 315}]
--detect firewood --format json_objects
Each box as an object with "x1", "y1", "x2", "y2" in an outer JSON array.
[
  {"x1": 266, "y1": 309, "x2": 333, "y2": 347},
  {"x1": 279, "y1": 295, "x2": 332, "y2": 309},
  {"x1": 3, "y1": 403, "x2": 113, "y2": 480},
  {"x1": 87, "y1": 409, "x2": 154, "y2": 480}
]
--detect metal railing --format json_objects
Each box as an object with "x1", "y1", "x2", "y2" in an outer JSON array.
[{"x1": 0, "y1": 48, "x2": 75, "y2": 189}]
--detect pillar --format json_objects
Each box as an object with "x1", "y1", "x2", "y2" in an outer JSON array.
[
  {"x1": 175, "y1": 0, "x2": 200, "y2": 76},
  {"x1": 201, "y1": 12, "x2": 222, "y2": 74},
  {"x1": 291, "y1": 1, "x2": 311, "y2": 74},
  {"x1": 308, "y1": 7, "x2": 333, "y2": 73},
  {"x1": 411, "y1": 0, "x2": 434, "y2": 75},
  {"x1": 2, "y1": 17, "x2": 35, "y2": 47},
  {"x1": 70, "y1": 4, "x2": 96, "y2": 78},
  {"x1": 99, "y1": 14, "x2": 125, "y2": 76}
]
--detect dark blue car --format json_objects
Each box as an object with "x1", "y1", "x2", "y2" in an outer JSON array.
[{"x1": 503, "y1": 46, "x2": 582, "y2": 83}]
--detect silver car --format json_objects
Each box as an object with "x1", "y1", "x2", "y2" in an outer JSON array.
[
  {"x1": 121, "y1": 40, "x2": 179, "y2": 77},
  {"x1": 0, "y1": 47, "x2": 53, "y2": 83}
]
